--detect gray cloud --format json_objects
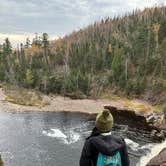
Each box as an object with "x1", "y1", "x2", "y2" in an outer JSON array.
[{"x1": 0, "y1": 0, "x2": 165, "y2": 46}]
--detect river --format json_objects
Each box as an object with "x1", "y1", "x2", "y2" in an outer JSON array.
[{"x1": 0, "y1": 111, "x2": 165, "y2": 166}]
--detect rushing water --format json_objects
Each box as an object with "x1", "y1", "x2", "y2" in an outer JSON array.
[{"x1": 0, "y1": 111, "x2": 164, "y2": 166}]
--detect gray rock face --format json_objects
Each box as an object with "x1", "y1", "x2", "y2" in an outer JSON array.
[
  {"x1": 104, "y1": 105, "x2": 166, "y2": 140},
  {"x1": 146, "y1": 112, "x2": 165, "y2": 129},
  {"x1": 146, "y1": 148, "x2": 166, "y2": 166}
]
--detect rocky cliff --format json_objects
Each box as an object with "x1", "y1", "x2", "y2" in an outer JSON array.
[{"x1": 104, "y1": 104, "x2": 166, "y2": 141}]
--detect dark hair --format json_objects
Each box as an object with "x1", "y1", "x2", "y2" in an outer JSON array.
[{"x1": 86, "y1": 127, "x2": 101, "y2": 140}]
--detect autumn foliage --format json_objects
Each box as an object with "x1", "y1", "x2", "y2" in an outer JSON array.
[{"x1": 0, "y1": 6, "x2": 166, "y2": 102}]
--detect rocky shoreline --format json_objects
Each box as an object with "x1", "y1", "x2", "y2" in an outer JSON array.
[
  {"x1": 0, "y1": 89, "x2": 110, "y2": 114},
  {"x1": 0, "y1": 88, "x2": 161, "y2": 114}
]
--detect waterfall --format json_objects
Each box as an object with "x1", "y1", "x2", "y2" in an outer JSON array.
[{"x1": 138, "y1": 140, "x2": 166, "y2": 166}]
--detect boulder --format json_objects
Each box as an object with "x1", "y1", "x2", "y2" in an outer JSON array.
[{"x1": 146, "y1": 148, "x2": 166, "y2": 166}]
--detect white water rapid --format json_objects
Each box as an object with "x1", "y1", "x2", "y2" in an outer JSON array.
[
  {"x1": 137, "y1": 140, "x2": 166, "y2": 166},
  {"x1": 42, "y1": 128, "x2": 80, "y2": 145}
]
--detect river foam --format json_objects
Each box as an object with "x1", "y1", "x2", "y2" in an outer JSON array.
[
  {"x1": 43, "y1": 129, "x2": 67, "y2": 139},
  {"x1": 42, "y1": 128, "x2": 80, "y2": 145},
  {"x1": 125, "y1": 138, "x2": 139, "y2": 151},
  {"x1": 137, "y1": 140, "x2": 166, "y2": 166}
]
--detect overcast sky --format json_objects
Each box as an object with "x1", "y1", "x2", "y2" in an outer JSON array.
[{"x1": 0, "y1": 0, "x2": 165, "y2": 46}]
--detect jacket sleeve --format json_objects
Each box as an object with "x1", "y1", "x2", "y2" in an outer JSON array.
[
  {"x1": 121, "y1": 139, "x2": 130, "y2": 166},
  {"x1": 79, "y1": 140, "x2": 93, "y2": 166}
]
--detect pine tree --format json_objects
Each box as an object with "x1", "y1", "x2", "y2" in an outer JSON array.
[
  {"x1": 25, "y1": 69, "x2": 34, "y2": 87},
  {"x1": 25, "y1": 38, "x2": 30, "y2": 48},
  {"x1": 42, "y1": 33, "x2": 49, "y2": 67}
]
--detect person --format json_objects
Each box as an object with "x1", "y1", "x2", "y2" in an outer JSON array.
[{"x1": 79, "y1": 109, "x2": 129, "y2": 166}]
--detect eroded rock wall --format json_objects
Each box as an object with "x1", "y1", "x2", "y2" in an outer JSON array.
[{"x1": 104, "y1": 105, "x2": 166, "y2": 141}]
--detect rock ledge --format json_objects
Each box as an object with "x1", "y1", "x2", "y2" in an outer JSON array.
[{"x1": 104, "y1": 105, "x2": 166, "y2": 140}]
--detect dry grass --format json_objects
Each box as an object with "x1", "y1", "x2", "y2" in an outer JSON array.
[
  {"x1": 154, "y1": 101, "x2": 166, "y2": 112},
  {"x1": 100, "y1": 93, "x2": 125, "y2": 101},
  {"x1": 100, "y1": 92, "x2": 155, "y2": 113},
  {"x1": 3, "y1": 84, "x2": 48, "y2": 108}
]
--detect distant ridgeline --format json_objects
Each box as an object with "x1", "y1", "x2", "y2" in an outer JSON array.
[{"x1": 0, "y1": 6, "x2": 166, "y2": 103}]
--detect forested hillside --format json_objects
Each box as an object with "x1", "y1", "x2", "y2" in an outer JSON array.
[{"x1": 0, "y1": 6, "x2": 166, "y2": 103}]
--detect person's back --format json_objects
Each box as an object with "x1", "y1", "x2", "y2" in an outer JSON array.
[{"x1": 79, "y1": 109, "x2": 129, "y2": 166}]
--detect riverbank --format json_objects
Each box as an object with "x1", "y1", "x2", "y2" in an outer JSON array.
[{"x1": 0, "y1": 87, "x2": 157, "y2": 115}]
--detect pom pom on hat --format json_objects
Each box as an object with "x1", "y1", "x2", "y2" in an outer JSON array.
[
  {"x1": 95, "y1": 109, "x2": 114, "y2": 133},
  {"x1": 102, "y1": 109, "x2": 110, "y2": 118}
]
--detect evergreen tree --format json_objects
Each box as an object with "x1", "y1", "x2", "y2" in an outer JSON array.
[
  {"x1": 25, "y1": 69, "x2": 34, "y2": 87},
  {"x1": 42, "y1": 33, "x2": 49, "y2": 67},
  {"x1": 0, "y1": 6, "x2": 165, "y2": 101}
]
